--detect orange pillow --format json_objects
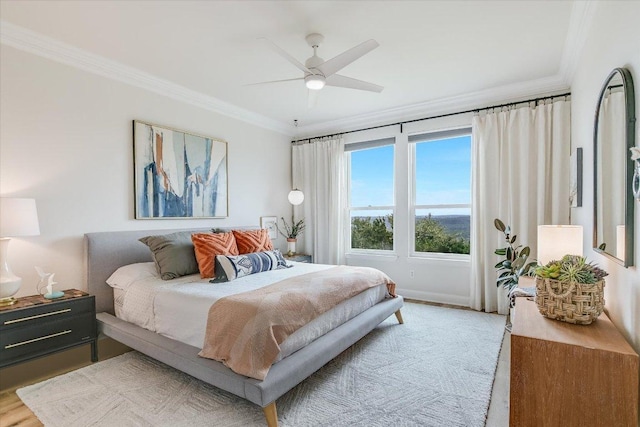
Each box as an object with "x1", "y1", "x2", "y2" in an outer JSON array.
[
  {"x1": 191, "y1": 232, "x2": 239, "y2": 278},
  {"x1": 233, "y1": 229, "x2": 274, "y2": 254}
]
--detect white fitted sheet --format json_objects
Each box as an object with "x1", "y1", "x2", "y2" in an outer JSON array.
[{"x1": 113, "y1": 262, "x2": 388, "y2": 362}]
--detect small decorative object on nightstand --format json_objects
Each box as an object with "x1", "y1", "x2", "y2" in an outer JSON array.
[
  {"x1": 283, "y1": 254, "x2": 312, "y2": 263},
  {"x1": 35, "y1": 266, "x2": 64, "y2": 299},
  {"x1": 0, "y1": 289, "x2": 97, "y2": 368}
]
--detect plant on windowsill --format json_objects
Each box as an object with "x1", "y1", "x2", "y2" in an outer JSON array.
[{"x1": 494, "y1": 218, "x2": 537, "y2": 293}]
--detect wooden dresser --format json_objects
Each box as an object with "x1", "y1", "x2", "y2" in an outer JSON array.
[{"x1": 510, "y1": 297, "x2": 639, "y2": 427}]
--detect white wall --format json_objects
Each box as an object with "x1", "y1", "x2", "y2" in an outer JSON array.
[
  {"x1": 571, "y1": 1, "x2": 640, "y2": 352},
  {"x1": 0, "y1": 46, "x2": 293, "y2": 298}
]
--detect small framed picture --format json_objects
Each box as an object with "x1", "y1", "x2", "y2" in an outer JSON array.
[{"x1": 260, "y1": 216, "x2": 278, "y2": 240}]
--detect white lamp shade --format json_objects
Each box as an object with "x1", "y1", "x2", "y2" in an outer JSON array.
[
  {"x1": 288, "y1": 190, "x2": 305, "y2": 206},
  {"x1": 0, "y1": 198, "x2": 40, "y2": 237},
  {"x1": 537, "y1": 225, "x2": 583, "y2": 265}
]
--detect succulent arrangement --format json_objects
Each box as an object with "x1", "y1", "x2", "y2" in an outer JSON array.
[
  {"x1": 494, "y1": 218, "x2": 537, "y2": 291},
  {"x1": 535, "y1": 255, "x2": 608, "y2": 284}
]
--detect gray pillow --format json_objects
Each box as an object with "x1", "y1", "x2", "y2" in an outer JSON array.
[{"x1": 139, "y1": 231, "x2": 199, "y2": 280}]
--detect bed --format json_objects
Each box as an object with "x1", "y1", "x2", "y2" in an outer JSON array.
[{"x1": 84, "y1": 227, "x2": 404, "y2": 427}]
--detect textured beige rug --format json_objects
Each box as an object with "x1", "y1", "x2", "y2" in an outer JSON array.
[{"x1": 17, "y1": 302, "x2": 506, "y2": 427}]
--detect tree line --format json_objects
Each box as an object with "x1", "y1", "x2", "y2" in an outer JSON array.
[{"x1": 351, "y1": 214, "x2": 470, "y2": 254}]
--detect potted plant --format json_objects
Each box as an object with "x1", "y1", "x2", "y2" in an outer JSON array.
[
  {"x1": 534, "y1": 255, "x2": 608, "y2": 324},
  {"x1": 494, "y1": 218, "x2": 537, "y2": 293},
  {"x1": 278, "y1": 216, "x2": 305, "y2": 256}
]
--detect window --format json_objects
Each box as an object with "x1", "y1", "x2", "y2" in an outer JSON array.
[
  {"x1": 410, "y1": 129, "x2": 471, "y2": 255},
  {"x1": 347, "y1": 138, "x2": 395, "y2": 251}
]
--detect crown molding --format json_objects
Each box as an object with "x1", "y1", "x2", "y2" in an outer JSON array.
[
  {"x1": 1, "y1": 0, "x2": 594, "y2": 140},
  {"x1": 0, "y1": 20, "x2": 292, "y2": 136},
  {"x1": 296, "y1": 74, "x2": 569, "y2": 137},
  {"x1": 558, "y1": 0, "x2": 599, "y2": 86}
]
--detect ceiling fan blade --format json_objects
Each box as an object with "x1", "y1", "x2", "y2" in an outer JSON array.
[
  {"x1": 244, "y1": 77, "x2": 304, "y2": 86},
  {"x1": 259, "y1": 37, "x2": 311, "y2": 74},
  {"x1": 307, "y1": 89, "x2": 318, "y2": 109},
  {"x1": 325, "y1": 74, "x2": 384, "y2": 93},
  {"x1": 316, "y1": 39, "x2": 379, "y2": 77}
]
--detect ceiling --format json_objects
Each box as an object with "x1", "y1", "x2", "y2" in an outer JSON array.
[{"x1": 0, "y1": 1, "x2": 589, "y2": 137}]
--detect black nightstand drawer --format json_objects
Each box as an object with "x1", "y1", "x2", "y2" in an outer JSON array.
[
  {"x1": 0, "y1": 312, "x2": 95, "y2": 365},
  {"x1": 0, "y1": 297, "x2": 94, "y2": 330},
  {"x1": 0, "y1": 290, "x2": 97, "y2": 368}
]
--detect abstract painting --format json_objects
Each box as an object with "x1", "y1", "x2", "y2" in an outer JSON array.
[{"x1": 133, "y1": 121, "x2": 228, "y2": 219}]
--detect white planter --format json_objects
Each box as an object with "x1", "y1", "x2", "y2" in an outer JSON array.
[{"x1": 287, "y1": 238, "x2": 297, "y2": 256}]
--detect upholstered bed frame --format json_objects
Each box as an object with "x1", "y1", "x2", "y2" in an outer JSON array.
[{"x1": 84, "y1": 228, "x2": 404, "y2": 427}]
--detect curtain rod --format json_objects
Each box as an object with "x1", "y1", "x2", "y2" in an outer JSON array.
[{"x1": 291, "y1": 91, "x2": 571, "y2": 144}]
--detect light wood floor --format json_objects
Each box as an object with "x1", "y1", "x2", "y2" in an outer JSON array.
[
  {"x1": 0, "y1": 302, "x2": 511, "y2": 427},
  {"x1": 0, "y1": 392, "x2": 41, "y2": 427}
]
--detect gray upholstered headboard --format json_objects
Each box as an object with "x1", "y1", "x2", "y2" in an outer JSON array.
[{"x1": 84, "y1": 227, "x2": 256, "y2": 314}]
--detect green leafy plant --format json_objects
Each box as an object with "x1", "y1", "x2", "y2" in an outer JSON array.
[
  {"x1": 494, "y1": 218, "x2": 537, "y2": 292},
  {"x1": 535, "y1": 255, "x2": 608, "y2": 284},
  {"x1": 278, "y1": 216, "x2": 305, "y2": 239}
]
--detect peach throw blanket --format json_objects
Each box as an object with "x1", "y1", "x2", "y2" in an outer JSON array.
[{"x1": 198, "y1": 266, "x2": 396, "y2": 380}]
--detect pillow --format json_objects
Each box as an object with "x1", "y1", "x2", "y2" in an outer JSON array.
[
  {"x1": 212, "y1": 249, "x2": 289, "y2": 282},
  {"x1": 192, "y1": 232, "x2": 239, "y2": 278},
  {"x1": 232, "y1": 229, "x2": 274, "y2": 254},
  {"x1": 139, "y1": 231, "x2": 199, "y2": 280},
  {"x1": 106, "y1": 262, "x2": 158, "y2": 289}
]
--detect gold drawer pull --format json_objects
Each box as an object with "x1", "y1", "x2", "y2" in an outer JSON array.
[
  {"x1": 5, "y1": 330, "x2": 72, "y2": 349},
  {"x1": 4, "y1": 308, "x2": 72, "y2": 325}
]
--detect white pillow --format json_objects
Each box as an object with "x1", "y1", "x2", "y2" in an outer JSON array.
[{"x1": 106, "y1": 262, "x2": 158, "y2": 290}]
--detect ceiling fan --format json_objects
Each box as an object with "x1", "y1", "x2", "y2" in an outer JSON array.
[{"x1": 251, "y1": 33, "x2": 383, "y2": 107}]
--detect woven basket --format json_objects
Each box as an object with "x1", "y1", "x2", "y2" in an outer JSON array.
[{"x1": 534, "y1": 277, "x2": 605, "y2": 325}]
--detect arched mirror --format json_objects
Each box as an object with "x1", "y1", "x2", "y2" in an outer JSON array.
[{"x1": 593, "y1": 67, "x2": 635, "y2": 267}]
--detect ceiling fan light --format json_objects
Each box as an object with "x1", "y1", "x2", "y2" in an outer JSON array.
[{"x1": 305, "y1": 75, "x2": 326, "y2": 90}]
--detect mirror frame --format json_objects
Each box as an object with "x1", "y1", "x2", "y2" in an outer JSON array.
[{"x1": 593, "y1": 67, "x2": 636, "y2": 267}]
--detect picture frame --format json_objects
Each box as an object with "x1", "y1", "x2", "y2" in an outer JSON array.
[
  {"x1": 133, "y1": 120, "x2": 228, "y2": 219},
  {"x1": 260, "y1": 216, "x2": 278, "y2": 240},
  {"x1": 570, "y1": 147, "x2": 583, "y2": 208}
]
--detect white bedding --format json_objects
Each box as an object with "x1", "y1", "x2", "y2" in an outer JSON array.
[{"x1": 111, "y1": 262, "x2": 388, "y2": 363}]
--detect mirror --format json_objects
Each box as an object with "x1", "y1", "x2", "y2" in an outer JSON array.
[{"x1": 594, "y1": 67, "x2": 636, "y2": 267}]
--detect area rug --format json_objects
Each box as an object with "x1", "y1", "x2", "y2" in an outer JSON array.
[{"x1": 17, "y1": 302, "x2": 506, "y2": 427}]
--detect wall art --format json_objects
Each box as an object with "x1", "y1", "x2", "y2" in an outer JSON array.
[{"x1": 133, "y1": 121, "x2": 228, "y2": 219}]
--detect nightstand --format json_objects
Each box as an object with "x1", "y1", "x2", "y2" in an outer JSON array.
[
  {"x1": 0, "y1": 289, "x2": 97, "y2": 369},
  {"x1": 284, "y1": 254, "x2": 312, "y2": 263}
]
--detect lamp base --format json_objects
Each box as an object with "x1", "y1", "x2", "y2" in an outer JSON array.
[
  {"x1": 44, "y1": 291, "x2": 64, "y2": 300},
  {"x1": 0, "y1": 296, "x2": 17, "y2": 306}
]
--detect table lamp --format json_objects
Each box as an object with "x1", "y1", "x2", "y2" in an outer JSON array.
[
  {"x1": 537, "y1": 225, "x2": 583, "y2": 266},
  {"x1": 0, "y1": 198, "x2": 40, "y2": 305}
]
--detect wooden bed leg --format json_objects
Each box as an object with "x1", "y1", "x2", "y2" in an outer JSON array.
[
  {"x1": 394, "y1": 309, "x2": 404, "y2": 324},
  {"x1": 263, "y1": 402, "x2": 278, "y2": 427}
]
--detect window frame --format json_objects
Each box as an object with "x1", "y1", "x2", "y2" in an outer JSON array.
[
  {"x1": 345, "y1": 140, "x2": 396, "y2": 254},
  {"x1": 409, "y1": 127, "x2": 472, "y2": 259}
]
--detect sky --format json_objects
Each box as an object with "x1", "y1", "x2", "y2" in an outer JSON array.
[{"x1": 350, "y1": 135, "x2": 471, "y2": 217}]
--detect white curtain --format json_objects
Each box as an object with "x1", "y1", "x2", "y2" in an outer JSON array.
[
  {"x1": 470, "y1": 99, "x2": 571, "y2": 314},
  {"x1": 292, "y1": 136, "x2": 346, "y2": 265}
]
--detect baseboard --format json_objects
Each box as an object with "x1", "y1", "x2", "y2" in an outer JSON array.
[
  {"x1": 0, "y1": 336, "x2": 130, "y2": 392},
  {"x1": 397, "y1": 288, "x2": 469, "y2": 307}
]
